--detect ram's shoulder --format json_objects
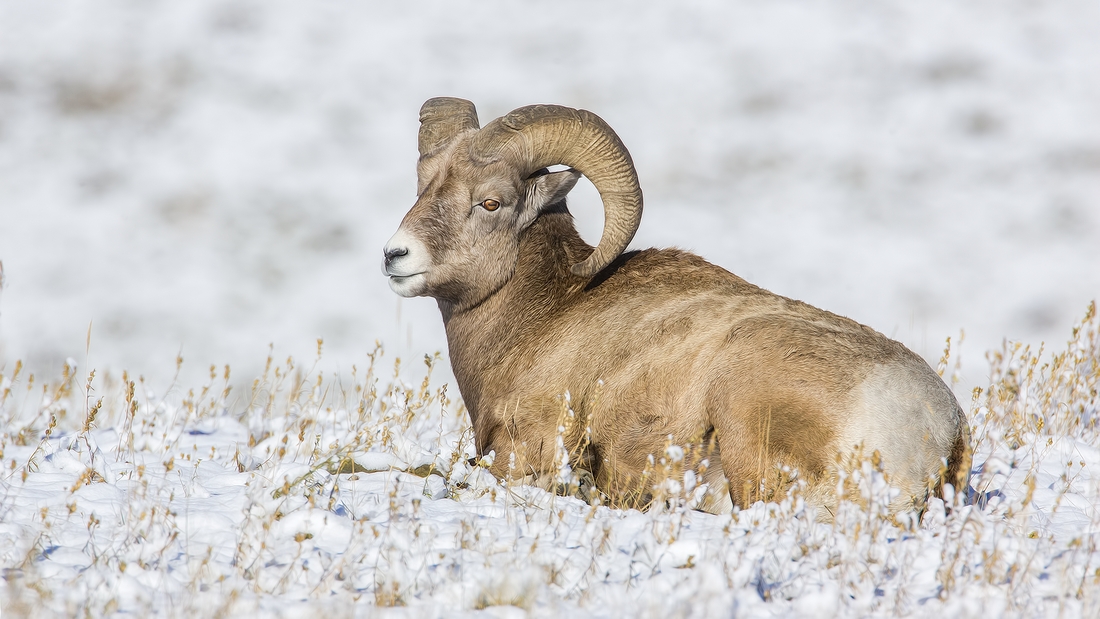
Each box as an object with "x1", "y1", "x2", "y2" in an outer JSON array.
[{"x1": 589, "y1": 247, "x2": 761, "y2": 294}]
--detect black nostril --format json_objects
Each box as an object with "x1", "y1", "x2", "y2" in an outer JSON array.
[{"x1": 384, "y1": 247, "x2": 408, "y2": 266}]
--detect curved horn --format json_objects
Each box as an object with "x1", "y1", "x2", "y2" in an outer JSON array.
[
  {"x1": 418, "y1": 98, "x2": 480, "y2": 157},
  {"x1": 470, "y1": 104, "x2": 642, "y2": 278}
]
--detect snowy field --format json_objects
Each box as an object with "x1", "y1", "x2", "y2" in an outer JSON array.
[
  {"x1": 1, "y1": 307, "x2": 1098, "y2": 617},
  {"x1": 1, "y1": 0, "x2": 1099, "y2": 616}
]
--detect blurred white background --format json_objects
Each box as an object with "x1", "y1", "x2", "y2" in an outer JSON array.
[{"x1": 1, "y1": 0, "x2": 1097, "y2": 393}]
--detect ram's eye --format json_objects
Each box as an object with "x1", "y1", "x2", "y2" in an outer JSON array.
[{"x1": 481, "y1": 199, "x2": 501, "y2": 212}]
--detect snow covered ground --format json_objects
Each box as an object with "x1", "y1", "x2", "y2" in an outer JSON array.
[
  {"x1": 1, "y1": 305, "x2": 1098, "y2": 617},
  {"x1": 1, "y1": 0, "x2": 1099, "y2": 616}
]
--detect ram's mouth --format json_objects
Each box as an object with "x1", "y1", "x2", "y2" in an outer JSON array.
[{"x1": 387, "y1": 270, "x2": 427, "y2": 283}]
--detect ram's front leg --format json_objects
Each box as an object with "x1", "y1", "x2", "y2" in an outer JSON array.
[{"x1": 474, "y1": 423, "x2": 599, "y2": 503}]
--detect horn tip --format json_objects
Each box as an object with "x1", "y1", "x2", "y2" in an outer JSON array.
[
  {"x1": 570, "y1": 259, "x2": 601, "y2": 279},
  {"x1": 419, "y1": 97, "x2": 477, "y2": 122},
  {"x1": 421, "y1": 96, "x2": 473, "y2": 109}
]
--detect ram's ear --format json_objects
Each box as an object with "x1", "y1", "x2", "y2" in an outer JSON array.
[{"x1": 520, "y1": 168, "x2": 582, "y2": 228}]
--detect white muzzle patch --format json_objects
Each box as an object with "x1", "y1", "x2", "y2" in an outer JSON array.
[{"x1": 382, "y1": 228, "x2": 432, "y2": 297}]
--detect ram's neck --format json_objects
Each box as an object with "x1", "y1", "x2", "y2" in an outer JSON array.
[{"x1": 441, "y1": 207, "x2": 590, "y2": 420}]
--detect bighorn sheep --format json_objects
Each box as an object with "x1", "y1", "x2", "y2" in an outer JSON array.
[{"x1": 383, "y1": 97, "x2": 970, "y2": 516}]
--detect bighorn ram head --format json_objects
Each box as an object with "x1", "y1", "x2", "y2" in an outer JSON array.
[
  {"x1": 383, "y1": 98, "x2": 971, "y2": 517},
  {"x1": 383, "y1": 98, "x2": 640, "y2": 309}
]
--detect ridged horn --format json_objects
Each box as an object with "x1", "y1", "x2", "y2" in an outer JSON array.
[
  {"x1": 470, "y1": 104, "x2": 642, "y2": 278},
  {"x1": 418, "y1": 97, "x2": 480, "y2": 157}
]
